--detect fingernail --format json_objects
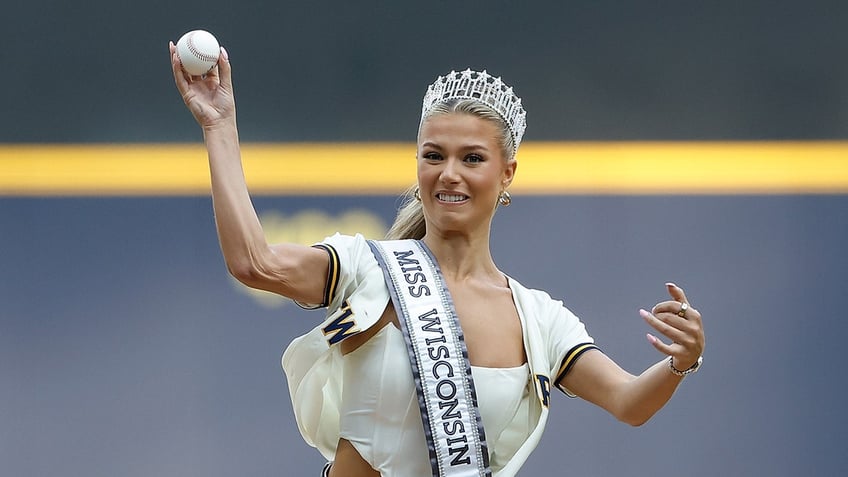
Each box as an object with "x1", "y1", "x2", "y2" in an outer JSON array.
[
  {"x1": 666, "y1": 282, "x2": 677, "y2": 288},
  {"x1": 646, "y1": 333, "x2": 657, "y2": 344},
  {"x1": 639, "y1": 309, "x2": 650, "y2": 318},
  {"x1": 221, "y1": 47, "x2": 229, "y2": 61}
]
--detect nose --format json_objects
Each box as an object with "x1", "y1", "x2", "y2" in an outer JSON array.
[{"x1": 439, "y1": 157, "x2": 461, "y2": 184}]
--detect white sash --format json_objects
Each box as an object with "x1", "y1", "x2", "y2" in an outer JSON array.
[{"x1": 367, "y1": 239, "x2": 491, "y2": 477}]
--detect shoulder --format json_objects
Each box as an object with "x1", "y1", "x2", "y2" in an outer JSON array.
[
  {"x1": 317, "y1": 232, "x2": 387, "y2": 302},
  {"x1": 316, "y1": 233, "x2": 380, "y2": 270},
  {"x1": 294, "y1": 233, "x2": 383, "y2": 310},
  {"x1": 315, "y1": 232, "x2": 386, "y2": 280},
  {"x1": 508, "y1": 276, "x2": 585, "y2": 330},
  {"x1": 508, "y1": 277, "x2": 565, "y2": 313},
  {"x1": 319, "y1": 232, "x2": 367, "y2": 251}
]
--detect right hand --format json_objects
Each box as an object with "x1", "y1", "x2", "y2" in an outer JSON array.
[{"x1": 169, "y1": 41, "x2": 235, "y2": 130}]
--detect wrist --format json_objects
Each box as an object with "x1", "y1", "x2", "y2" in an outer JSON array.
[
  {"x1": 202, "y1": 117, "x2": 238, "y2": 136},
  {"x1": 668, "y1": 355, "x2": 703, "y2": 377}
]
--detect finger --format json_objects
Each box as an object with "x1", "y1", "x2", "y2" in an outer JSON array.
[
  {"x1": 645, "y1": 332, "x2": 674, "y2": 356},
  {"x1": 217, "y1": 46, "x2": 233, "y2": 92},
  {"x1": 198, "y1": 65, "x2": 219, "y2": 83},
  {"x1": 640, "y1": 309, "x2": 689, "y2": 344},
  {"x1": 652, "y1": 299, "x2": 699, "y2": 318},
  {"x1": 170, "y1": 44, "x2": 191, "y2": 91},
  {"x1": 666, "y1": 282, "x2": 689, "y2": 304}
]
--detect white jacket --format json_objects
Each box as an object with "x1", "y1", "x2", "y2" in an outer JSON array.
[{"x1": 282, "y1": 234, "x2": 596, "y2": 476}]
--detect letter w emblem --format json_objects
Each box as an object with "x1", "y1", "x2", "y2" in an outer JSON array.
[{"x1": 322, "y1": 301, "x2": 360, "y2": 345}]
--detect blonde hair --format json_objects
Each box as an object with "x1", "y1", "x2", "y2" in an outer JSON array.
[{"x1": 385, "y1": 99, "x2": 515, "y2": 240}]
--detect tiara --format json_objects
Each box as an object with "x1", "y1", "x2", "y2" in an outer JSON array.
[{"x1": 421, "y1": 69, "x2": 527, "y2": 154}]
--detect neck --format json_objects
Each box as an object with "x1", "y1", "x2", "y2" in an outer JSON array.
[{"x1": 421, "y1": 229, "x2": 501, "y2": 282}]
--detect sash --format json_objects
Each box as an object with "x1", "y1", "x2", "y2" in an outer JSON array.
[{"x1": 367, "y1": 239, "x2": 491, "y2": 477}]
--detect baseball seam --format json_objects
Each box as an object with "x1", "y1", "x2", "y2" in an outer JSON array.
[{"x1": 186, "y1": 32, "x2": 218, "y2": 63}]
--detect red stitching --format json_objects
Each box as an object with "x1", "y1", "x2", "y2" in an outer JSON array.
[{"x1": 186, "y1": 32, "x2": 218, "y2": 63}]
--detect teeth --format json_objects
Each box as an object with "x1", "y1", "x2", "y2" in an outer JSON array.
[{"x1": 438, "y1": 193, "x2": 467, "y2": 203}]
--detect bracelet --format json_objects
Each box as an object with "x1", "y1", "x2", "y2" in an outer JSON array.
[{"x1": 668, "y1": 355, "x2": 703, "y2": 376}]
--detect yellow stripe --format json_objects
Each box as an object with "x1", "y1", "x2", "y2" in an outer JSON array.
[
  {"x1": 1, "y1": 142, "x2": 847, "y2": 196},
  {"x1": 557, "y1": 343, "x2": 598, "y2": 380},
  {"x1": 324, "y1": 245, "x2": 340, "y2": 305}
]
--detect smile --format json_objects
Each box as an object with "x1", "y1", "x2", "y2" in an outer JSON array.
[{"x1": 436, "y1": 193, "x2": 469, "y2": 203}]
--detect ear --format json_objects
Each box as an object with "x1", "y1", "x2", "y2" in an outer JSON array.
[{"x1": 502, "y1": 159, "x2": 517, "y2": 189}]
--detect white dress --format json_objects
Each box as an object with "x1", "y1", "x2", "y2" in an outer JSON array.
[
  {"x1": 282, "y1": 234, "x2": 597, "y2": 476},
  {"x1": 340, "y1": 323, "x2": 532, "y2": 475}
]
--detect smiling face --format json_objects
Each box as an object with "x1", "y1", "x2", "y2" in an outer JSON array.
[{"x1": 416, "y1": 111, "x2": 516, "y2": 237}]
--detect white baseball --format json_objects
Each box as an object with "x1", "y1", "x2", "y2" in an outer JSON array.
[{"x1": 176, "y1": 30, "x2": 220, "y2": 76}]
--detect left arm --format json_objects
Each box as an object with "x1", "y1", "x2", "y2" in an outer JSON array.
[{"x1": 559, "y1": 283, "x2": 705, "y2": 426}]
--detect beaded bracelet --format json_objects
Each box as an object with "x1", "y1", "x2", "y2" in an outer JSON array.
[{"x1": 668, "y1": 355, "x2": 703, "y2": 376}]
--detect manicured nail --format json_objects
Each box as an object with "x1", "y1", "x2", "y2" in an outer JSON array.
[
  {"x1": 666, "y1": 282, "x2": 677, "y2": 288},
  {"x1": 221, "y1": 47, "x2": 229, "y2": 61},
  {"x1": 646, "y1": 333, "x2": 657, "y2": 344}
]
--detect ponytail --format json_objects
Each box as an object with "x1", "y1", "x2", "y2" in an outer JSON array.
[{"x1": 385, "y1": 184, "x2": 426, "y2": 240}]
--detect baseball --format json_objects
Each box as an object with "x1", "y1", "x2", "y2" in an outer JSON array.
[{"x1": 175, "y1": 30, "x2": 221, "y2": 76}]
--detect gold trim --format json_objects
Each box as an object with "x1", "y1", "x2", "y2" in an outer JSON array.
[
  {"x1": 1, "y1": 142, "x2": 847, "y2": 196},
  {"x1": 557, "y1": 343, "x2": 599, "y2": 382}
]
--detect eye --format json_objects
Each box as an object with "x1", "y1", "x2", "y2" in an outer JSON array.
[
  {"x1": 422, "y1": 151, "x2": 443, "y2": 161},
  {"x1": 464, "y1": 154, "x2": 484, "y2": 164}
]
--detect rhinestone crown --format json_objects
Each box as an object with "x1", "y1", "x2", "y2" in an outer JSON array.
[{"x1": 421, "y1": 69, "x2": 527, "y2": 154}]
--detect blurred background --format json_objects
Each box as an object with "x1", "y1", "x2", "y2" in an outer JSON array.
[{"x1": 2, "y1": 1, "x2": 847, "y2": 476}]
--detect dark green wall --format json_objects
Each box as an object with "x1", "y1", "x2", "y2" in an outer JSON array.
[{"x1": 3, "y1": 0, "x2": 846, "y2": 143}]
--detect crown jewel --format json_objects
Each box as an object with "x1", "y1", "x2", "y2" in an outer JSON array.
[{"x1": 421, "y1": 69, "x2": 527, "y2": 154}]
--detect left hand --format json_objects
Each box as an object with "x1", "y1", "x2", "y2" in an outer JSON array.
[{"x1": 640, "y1": 282, "x2": 705, "y2": 371}]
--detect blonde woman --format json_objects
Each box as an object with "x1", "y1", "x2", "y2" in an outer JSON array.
[{"x1": 170, "y1": 42, "x2": 705, "y2": 477}]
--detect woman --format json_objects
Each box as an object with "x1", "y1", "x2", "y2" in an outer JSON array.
[{"x1": 169, "y1": 43, "x2": 705, "y2": 477}]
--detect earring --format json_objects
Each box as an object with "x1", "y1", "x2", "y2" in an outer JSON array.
[
  {"x1": 498, "y1": 190, "x2": 512, "y2": 207},
  {"x1": 414, "y1": 187, "x2": 421, "y2": 202}
]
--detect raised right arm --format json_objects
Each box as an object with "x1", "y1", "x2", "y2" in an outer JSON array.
[{"x1": 169, "y1": 42, "x2": 328, "y2": 305}]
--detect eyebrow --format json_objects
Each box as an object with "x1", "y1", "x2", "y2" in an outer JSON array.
[{"x1": 419, "y1": 141, "x2": 491, "y2": 152}]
